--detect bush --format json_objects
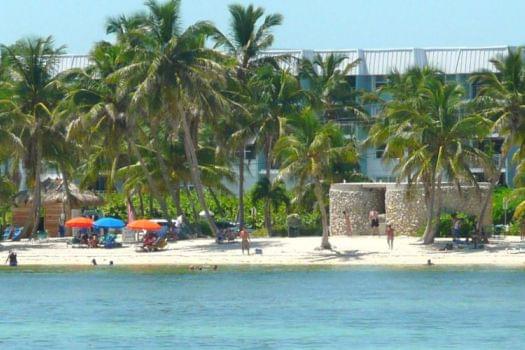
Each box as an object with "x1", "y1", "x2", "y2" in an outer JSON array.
[
  {"x1": 251, "y1": 228, "x2": 268, "y2": 238},
  {"x1": 437, "y1": 212, "x2": 476, "y2": 238},
  {"x1": 492, "y1": 186, "x2": 524, "y2": 225},
  {"x1": 98, "y1": 186, "x2": 323, "y2": 237}
]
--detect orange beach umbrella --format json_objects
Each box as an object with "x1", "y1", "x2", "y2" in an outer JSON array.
[
  {"x1": 65, "y1": 217, "x2": 94, "y2": 228},
  {"x1": 126, "y1": 219, "x2": 162, "y2": 231}
]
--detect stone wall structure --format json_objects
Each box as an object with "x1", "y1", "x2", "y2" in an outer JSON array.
[{"x1": 329, "y1": 183, "x2": 492, "y2": 236}]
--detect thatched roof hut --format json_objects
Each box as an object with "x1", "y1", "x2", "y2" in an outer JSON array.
[
  {"x1": 12, "y1": 178, "x2": 103, "y2": 237},
  {"x1": 14, "y1": 178, "x2": 103, "y2": 208}
]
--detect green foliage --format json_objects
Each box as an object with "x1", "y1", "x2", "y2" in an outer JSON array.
[
  {"x1": 437, "y1": 212, "x2": 476, "y2": 238},
  {"x1": 492, "y1": 186, "x2": 524, "y2": 224},
  {"x1": 99, "y1": 186, "x2": 322, "y2": 236},
  {"x1": 251, "y1": 228, "x2": 268, "y2": 238}
]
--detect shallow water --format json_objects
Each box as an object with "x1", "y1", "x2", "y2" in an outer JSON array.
[{"x1": 0, "y1": 265, "x2": 524, "y2": 349}]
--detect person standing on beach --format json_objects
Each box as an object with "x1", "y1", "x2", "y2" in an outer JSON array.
[
  {"x1": 369, "y1": 209, "x2": 379, "y2": 235},
  {"x1": 452, "y1": 214, "x2": 461, "y2": 242},
  {"x1": 5, "y1": 250, "x2": 17, "y2": 267},
  {"x1": 385, "y1": 224, "x2": 394, "y2": 250},
  {"x1": 343, "y1": 211, "x2": 352, "y2": 236},
  {"x1": 520, "y1": 219, "x2": 525, "y2": 241},
  {"x1": 239, "y1": 227, "x2": 250, "y2": 255}
]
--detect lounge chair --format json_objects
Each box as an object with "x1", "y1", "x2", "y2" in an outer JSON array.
[
  {"x1": 3, "y1": 227, "x2": 13, "y2": 240},
  {"x1": 11, "y1": 228, "x2": 23, "y2": 241},
  {"x1": 101, "y1": 234, "x2": 121, "y2": 249}
]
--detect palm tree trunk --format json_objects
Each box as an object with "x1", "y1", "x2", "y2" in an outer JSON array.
[
  {"x1": 238, "y1": 145, "x2": 245, "y2": 228},
  {"x1": 150, "y1": 119, "x2": 178, "y2": 225},
  {"x1": 25, "y1": 136, "x2": 43, "y2": 238},
  {"x1": 314, "y1": 179, "x2": 331, "y2": 249},
  {"x1": 264, "y1": 137, "x2": 272, "y2": 235},
  {"x1": 422, "y1": 177, "x2": 437, "y2": 244},
  {"x1": 184, "y1": 183, "x2": 200, "y2": 228},
  {"x1": 174, "y1": 182, "x2": 183, "y2": 217},
  {"x1": 476, "y1": 155, "x2": 504, "y2": 241},
  {"x1": 181, "y1": 112, "x2": 218, "y2": 237},
  {"x1": 148, "y1": 194, "x2": 153, "y2": 217},
  {"x1": 138, "y1": 188, "x2": 145, "y2": 217},
  {"x1": 127, "y1": 138, "x2": 170, "y2": 220},
  {"x1": 60, "y1": 163, "x2": 73, "y2": 236}
]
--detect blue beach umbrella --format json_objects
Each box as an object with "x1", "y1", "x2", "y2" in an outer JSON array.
[{"x1": 94, "y1": 217, "x2": 125, "y2": 229}]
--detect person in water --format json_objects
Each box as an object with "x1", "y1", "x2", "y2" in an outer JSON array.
[
  {"x1": 5, "y1": 250, "x2": 17, "y2": 267},
  {"x1": 239, "y1": 227, "x2": 250, "y2": 255}
]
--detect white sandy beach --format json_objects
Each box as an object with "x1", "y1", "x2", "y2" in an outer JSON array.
[{"x1": 1, "y1": 235, "x2": 525, "y2": 267}]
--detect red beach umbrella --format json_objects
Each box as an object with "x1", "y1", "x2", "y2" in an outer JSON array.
[
  {"x1": 65, "y1": 217, "x2": 94, "y2": 228},
  {"x1": 126, "y1": 219, "x2": 162, "y2": 231}
]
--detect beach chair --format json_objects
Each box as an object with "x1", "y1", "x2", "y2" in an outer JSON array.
[
  {"x1": 151, "y1": 236, "x2": 168, "y2": 251},
  {"x1": 101, "y1": 234, "x2": 121, "y2": 249},
  {"x1": 12, "y1": 228, "x2": 23, "y2": 241},
  {"x1": 3, "y1": 227, "x2": 12, "y2": 240},
  {"x1": 31, "y1": 230, "x2": 48, "y2": 241}
]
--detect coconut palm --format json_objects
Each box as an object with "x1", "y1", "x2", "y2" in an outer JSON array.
[
  {"x1": 211, "y1": 3, "x2": 283, "y2": 228},
  {"x1": 111, "y1": 0, "x2": 229, "y2": 236},
  {"x1": 248, "y1": 65, "x2": 304, "y2": 234},
  {"x1": 274, "y1": 108, "x2": 357, "y2": 249},
  {"x1": 471, "y1": 48, "x2": 525, "y2": 233},
  {"x1": 368, "y1": 67, "x2": 492, "y2": 244},
  {"x1": 0, "y1": 36, "x2": 65, "y2": 237},
  {"x1": 250, "y1": 177, "x2": 289, "y2": 231},
  {"x1": 299, "y1": 53, "x2": 366, "y2": 122}
]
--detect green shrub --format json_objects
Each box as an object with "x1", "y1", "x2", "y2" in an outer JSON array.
[
  {"x1": 492, "y1": 186, "x2": 524, "y2": 225},
  {"x1": 251, "y1": 228, "x2": 268, "y2": 237},
  {"x1": 437, "y1": 212, "x2": 476, "y2": 237}
]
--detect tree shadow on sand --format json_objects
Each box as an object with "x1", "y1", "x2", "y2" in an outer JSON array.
[
  {"x1": 309, "y1": 249, "x2": 375, "y2": 262},
  {"x1": 180, "y1": 240, "x2": 282, "y2": 253}
]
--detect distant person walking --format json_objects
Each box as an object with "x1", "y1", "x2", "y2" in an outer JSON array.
[
  {"x1": 521, "y1": 219, "x2": 525, "y2": 241},
  {"x1": 239, "y1": 227, "x2": 250, "y2": 255},
  {"x1": 5, "y1": 250, "x2": 17, "y2": 267},
  {"x1": 343, "y1": 211, "x2": 352, "y2": 236},
  {"x1": 369, "y1": 209, "x2": 379, "y2": 235},
  {"x1": 385, "y1": 224, "x2": 394, "y2": 250}
]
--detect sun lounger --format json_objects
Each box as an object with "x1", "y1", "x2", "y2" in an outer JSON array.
[
  {"x1": 3, "y1": 228, "x2": 12, "y2": 240},
  {"x1": 12, "y1": 228, "x2": 23, "y2": 241}
]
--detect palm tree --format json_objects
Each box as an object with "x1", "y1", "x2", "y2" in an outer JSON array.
[
  {"x1": 274, "y1": 108, "x2": 357, "y2": 249},
  {"x1": 1, "y1": 36, "x2": 66, "y2": 237},
  {"x1": 368, "y1": 67, "x2": 492, "y2": 244},
  {"x1": 246, "y1": 65, "x2": 304, "y2": 234},
  {"x1": 250, "y1": 176, "x2": 289, "y2": 233},
  {"x1": 211, "y1": 3, "x2": 283, "y2": 228},
  {"x1": 299, "y1": 53, "x2": 366, "y2": 122},
  {"x1": 111, "y1": 0, "x2": 229, "y2": 236},
  {"x1": 471, "y1": 48, "x2": 525, "y2": 234}
]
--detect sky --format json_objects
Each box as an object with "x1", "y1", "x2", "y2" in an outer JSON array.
[{"x1": 0, "y1": 0, "x2": 524, "y2": 54}]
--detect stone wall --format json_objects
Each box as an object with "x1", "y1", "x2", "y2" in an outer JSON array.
[
  {"x1": 330, "y1": 183, "x2": 492, "y2": 236},
  {"x1": 329, "y1": 183, "x2": 385, "y2": 236}
]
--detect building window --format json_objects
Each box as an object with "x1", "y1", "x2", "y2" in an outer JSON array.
[
  {"x1": 376, "y1": 146, "x2": 385, "y2": 158},
  {"x1": 374, "y1": 75, "x2": 387, "y2": 90},
  {"x1": 470, "y1": 82, "x2": 484, "y2": 99},
  {"x1": 245, "y1": 144, "x2": 256, "y2": 160}
]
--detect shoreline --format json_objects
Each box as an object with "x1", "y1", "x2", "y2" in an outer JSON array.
[{"x1": 1, "y1": 236, "x2": 524, "y2": 267}]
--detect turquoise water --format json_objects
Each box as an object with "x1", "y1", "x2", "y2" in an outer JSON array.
[{"x1": 1, "y1": 266, "x2": 524, "y2": 349}]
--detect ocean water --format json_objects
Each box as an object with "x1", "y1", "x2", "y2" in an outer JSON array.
[{"x1": 0, "y1": 265, "x2": 524, "y2": 349}]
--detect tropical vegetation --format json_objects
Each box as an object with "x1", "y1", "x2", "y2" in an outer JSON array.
[{"x1": 0, "y1": 0, "x2": 524, "y2": 248}]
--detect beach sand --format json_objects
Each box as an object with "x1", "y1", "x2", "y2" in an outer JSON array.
[{"x1": 1, "y1": 236, "x2": 525, "y2": 267}]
